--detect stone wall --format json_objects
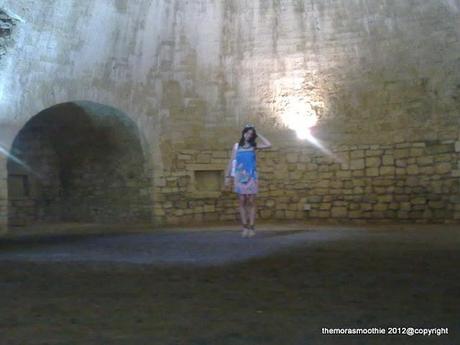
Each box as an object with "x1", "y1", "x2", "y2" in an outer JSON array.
[
  {"x1": 0, "y1": 155, "x2": 7, "y2": 233},
  {"x1": 154, "y1": 139, "x2": 460, "y2": 225},
  {"x1": 0, "y1": 8, "x2": 18, "y2": 59},
  {"x1": 0, "y1": 0, "x2": 459, "y2": 230},
  {"x1": 7, "y1": 127, "x2": 61, "y2": 225},
  {"x1": 6, "y1": 102, "x2": 153, "y2": 227}
]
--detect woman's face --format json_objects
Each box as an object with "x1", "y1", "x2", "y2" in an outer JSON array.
[{"x1": 244, "y1": 129, "x2": 254, "y2": 142}]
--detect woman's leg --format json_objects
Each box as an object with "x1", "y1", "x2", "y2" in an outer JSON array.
[
  {"x1": 247, "y1": 195, "x2": 256, "y2": 228},
  {"x1": 238, "y1": 194, "x2": 249, "y2": 227}
]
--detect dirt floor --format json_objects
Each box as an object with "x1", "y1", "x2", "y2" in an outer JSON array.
[{"x1": 0, "y1": 223, "x2": 458, "y2": 344}]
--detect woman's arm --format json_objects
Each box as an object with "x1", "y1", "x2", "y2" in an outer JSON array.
[
  {"x1": 225, "y1": 143, "x2": 238, "y2": 177},
  {"x1": 256, "y1": 132, "x2": 272, "y2": 149}
]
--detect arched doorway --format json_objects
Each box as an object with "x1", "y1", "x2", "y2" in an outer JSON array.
[{"x1": 7, "y1": 101, "x2": 152, "y2": 227}]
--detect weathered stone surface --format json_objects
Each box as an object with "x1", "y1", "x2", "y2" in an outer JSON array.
[
  {"x1": 0, "y1": 9, "x2": 19, "y2": 59},
  {"x1": 0, "y1": 0, "x2": 459, "y2": 229}
]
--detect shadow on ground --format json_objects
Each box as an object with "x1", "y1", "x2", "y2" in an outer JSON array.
[{"x1": 0, "y1": 224, "x2": 458, "y2": 344}]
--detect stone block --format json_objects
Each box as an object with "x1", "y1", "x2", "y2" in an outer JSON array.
[
  {"x1": 285, "y1": 210, "x2": 296, "y2": 219},
  {"x1": 409, "y1": 148, "x2": 424, "y2": 157},
  {"x1": 366, "y1": 168, "x2": 379, "y2": 176},
  {"x1": 411, "y1": 198, "x2": 426, "y2": 205},
  {"x1": 455, "y1": 141, "x2": 460, "y2": 152},
  {"x1": 319, "y1": 203, "x2": 331, "y2": 210},
  {"x1": 365, "y1": 157, "x2": 381, "y2": 168},
  {"x1": 374, "y1": 203, "x2": 388, "y2": 211},
  {"x1": 286, "y1": 153, "x2": 298, "y2": 163},
  {"x1": 394, "y1": 149, "x2": 410, "y2": 159},
  {"x1": 365, "y1": 150, "x2": 383, "y2": 157},
  {"x1": 350, "y1": 159, "x2": 365, "y2": 170},
  {"x1": 196, "y1": 154, "x2": 211, "y2": 163},
  {"x1": 335, "y1": 170, "x2": 350, "y2": 180},
  {"x1": 435, "y1": 162, "x2": 452, "y2": 174},
  {"x1": 331, "y1": 207, "x2": 347, "y2": 217},
  {"x1": 406, "y1": 165, "x2": 419, "y2": 175},
  {"x1": 350, "y1": 150, "x2": 365, "y2": 159},
  {"x1": 349, "y1": 211, "x2": 363, "y2": 218},
  {"x1": 380, "y1": 167, "x2": 395, "y2": 175},
  {"x1": 417, "y1": 156, "x2": 434, "y2": 166},
  {"x1": 395, "y1": 159, "x2": 407, "y2": 168}
]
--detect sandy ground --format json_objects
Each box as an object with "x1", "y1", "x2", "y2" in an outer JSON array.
[{"x1": 0, "y1": 222, "x2": 459, "y2": 344}]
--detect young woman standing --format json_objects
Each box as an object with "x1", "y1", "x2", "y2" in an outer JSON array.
[{"x1": 224, "y1": 125, "x2": 272, "y2": 237}]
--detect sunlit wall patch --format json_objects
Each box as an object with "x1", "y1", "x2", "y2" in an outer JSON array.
[
  {"x1": 279, "y1": 95, "x2": 318, "y2": 140},
  {"x1": 271, "y1": 75, "x2": 345, "y2": 165},
  {"x1": 271, "y1": 75, "x2": 325, "y2": 140}
]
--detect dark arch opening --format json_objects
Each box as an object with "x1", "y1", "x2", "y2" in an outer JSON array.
[{"x1": 7, "y1": 101, "x2": 153, "y2": 227}]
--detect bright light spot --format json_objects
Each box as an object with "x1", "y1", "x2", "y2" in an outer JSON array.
[
  {"x1": 281, "y1": 97, "x2": 318, "y2": 140},
  {"x1": 271, "y1": 77, "x2": 345, "y2": 165},
  {"x1": 279, "y1": 96, "x2": 345, "y2": 165}
]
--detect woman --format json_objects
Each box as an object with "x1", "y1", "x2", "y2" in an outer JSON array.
[{"x1": 224, "y1": 124, "x2": 272, "y2": 238}]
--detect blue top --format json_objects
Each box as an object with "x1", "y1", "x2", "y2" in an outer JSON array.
[{"x1": 235, "y1": 146, "x2": 257, "y2": 183}]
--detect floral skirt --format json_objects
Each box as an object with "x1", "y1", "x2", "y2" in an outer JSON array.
[{"x1": 234, "y1": 169, "x2": 258, "y2": 195}]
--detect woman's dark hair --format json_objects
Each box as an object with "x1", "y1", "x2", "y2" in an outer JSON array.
[{"x1": 239, "y1": 126, "x2": 257, "y2": 147}]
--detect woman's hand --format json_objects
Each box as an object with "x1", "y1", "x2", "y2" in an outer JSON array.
[
  {"x1": 256, "y1": 132, "x2": 272, "y2": 149},
  {"x1": 224, "y1": 176, "x2": 233, "y2": 189}
]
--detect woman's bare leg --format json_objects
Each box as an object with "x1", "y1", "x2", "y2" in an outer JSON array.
[
  {"x1": 238, "y1": 194, "x2": 249, "y2": 227},
  {"x1": 247, "y1": 195, "x2": 256, "y2": 228}
]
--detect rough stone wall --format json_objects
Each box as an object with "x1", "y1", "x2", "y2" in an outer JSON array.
[
  {"x1": 7, "y1": 129, "x2": 62, "y2": 225},
  {"x1": 0, "y1": 154, "x2": 7, "y2": 233},
  {"x1": 151, "y1": 0, "x2": 460, "y2": 145},
  {"x1": 151, "y1": 0, "x2": 460, "y2": 225},
  {"x1": 155, "y1": 139, "x2": 460, "y2": 225},
  {"x1": 0, "y1": 9, "x2": 17, "y2": 59},
  {"x1": 0, "y1": 0, "x2": 459, "y2": 231},
  {"x1": 0, "y1": 7, "x2": 18, "y2": 232},
  {"x1": 7, "y1": 102, "x2": 152, "y2": 227}
]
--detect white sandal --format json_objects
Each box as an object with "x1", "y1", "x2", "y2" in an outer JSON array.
[
  {"x1": 247, "y1": 225, "x2": 256, "y2": 237},
  {"x1": 241, "y1": 224, "x2": 249, "y2": 237}
]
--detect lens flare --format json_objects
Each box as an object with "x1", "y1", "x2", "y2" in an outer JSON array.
[
  {"x1": 281, "y1": 97, "x2": 318, "y2": 140},
  {"x1": 279, "y1": 97, "x2": 346, "y2": 165},
  {"x1": 0, "y1": 143, "x2": 41, "y2": 178}
]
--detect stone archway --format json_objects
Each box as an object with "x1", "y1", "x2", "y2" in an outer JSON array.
[{"x1": 7, "y1": 101, "x2": 153, "y2": 227}]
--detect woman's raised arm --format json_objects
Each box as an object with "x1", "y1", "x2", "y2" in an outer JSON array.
[{"x1": 256, "y1": 133, "x2": 272, "y2": 149}]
